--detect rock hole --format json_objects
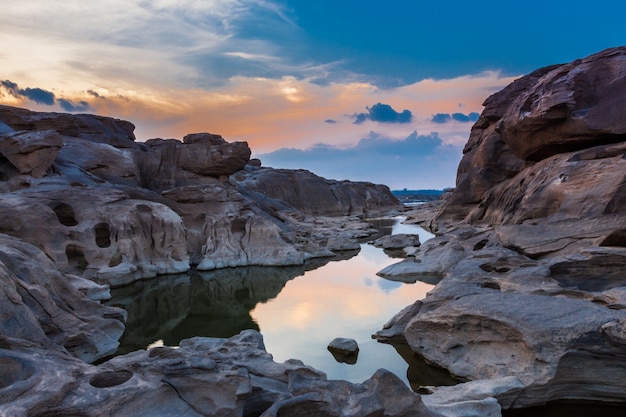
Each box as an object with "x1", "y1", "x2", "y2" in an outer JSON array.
[
  {"x1": 0, "y1": 356, "x2": 35, "y2": 389},
  {"x1": 600, "y1": 230, "x2": 626, "y2": 247},
  {"x1": 89, "y1": 369, "x2": 133, "y2": 388},
  {"x1": 52, "y1": 203, "x2": 78, "y2": 226},
  {"x1": 481, "y1": 281, "x2": 501, "y2": 290},
  {"x1": 94, "y1": 223, "x2": 111, "y2": 248},
  {"x1": 231, "y1": 218, "x2": 247, "y2": 235},
  {"x1": 136, "y1": 204, "x2": 153, "y2": 213},
  {"x1": 479, "y1": 263, "x2": 511, "y2": 273},
  {"x1": 66, "y1": 244, "x2": 88, "y2": 271},
  {"x1": 0, "y1": 172, "x2": 8, "y2": 182},
  {"x1": 473, "y1": 239, "x2": 489, "y2": 251}
]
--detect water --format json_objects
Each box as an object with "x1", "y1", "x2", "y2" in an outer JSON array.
[{"x1": 106, "y1": 217, "x2": 458, "y2": 388}]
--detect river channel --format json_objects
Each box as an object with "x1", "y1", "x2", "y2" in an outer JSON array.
[{"x1": 106, "y1": 216, "x2": 459, "y2": 389}]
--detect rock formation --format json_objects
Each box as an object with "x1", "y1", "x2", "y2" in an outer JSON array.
[
  {"x1": 0, "y1": 104, "x2": 431, "y2": 416},
  {"x1": 377, "y1": 46, "x2": 626, "y2": 413},
  {"x1": 0, "y1": 104, "x2": 399, "y2": 286}
]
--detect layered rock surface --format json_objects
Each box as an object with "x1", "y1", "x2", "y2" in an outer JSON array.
[{"x1": 378, "y1": 46, "x2": 626, "y2": 413}]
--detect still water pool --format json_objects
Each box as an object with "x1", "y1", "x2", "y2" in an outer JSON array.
[{"x1": 106, "y1": 217, "x2": 458, "y2": 389}]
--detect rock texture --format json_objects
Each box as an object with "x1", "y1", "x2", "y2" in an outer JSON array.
[
  {"x1": 377, "y1": 46, "x2": 626, "y2": 413},
  {"x1": 1, "y1": 330, "x2": 438, "y2": 417}
]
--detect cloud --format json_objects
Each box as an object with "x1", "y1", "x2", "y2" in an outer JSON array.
[
  {"x1": 353, "y1": 103, "x2": 412, "y2": 125},
  {"x1": 324, "y1": 119, "x2": 337, "y2": 124},
  {"x1": 258, "y1": 131, "x2": 462, "y2": 190},
  {"x1": 58, "y1": 98, "x2": 92, "y2": 112},
  {"x1": 1, "y1": 80, "x2": 55, "y2": 105},
  {"x1": 431, "y1": 112, "x2": 479, "y2": 124}
]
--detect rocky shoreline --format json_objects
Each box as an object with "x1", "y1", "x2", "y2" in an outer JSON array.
[{"x1": 2, "y1": 46, "x2": 626, "y2": 416}]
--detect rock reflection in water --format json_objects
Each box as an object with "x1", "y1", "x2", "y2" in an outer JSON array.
[
  {"x1": 107, "y1": 218, "x2": 445, "y2": 390},
  {"x1": 107, "y1": 265, "x2": 312, "y2": 355}
]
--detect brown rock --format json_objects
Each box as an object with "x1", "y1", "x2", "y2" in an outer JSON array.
[
  {"x1": 233, "y1": 166, "x2": 399, "y2": 217},
  {"x1": 138, "y1": 136, "x2": 251, "y2": 191},
  {"x1": 0, "y1": 130, "x2": 62, "y2": 177},
  {"x1": 499, "y1": 47, "x2": 626, "y2": 161}
]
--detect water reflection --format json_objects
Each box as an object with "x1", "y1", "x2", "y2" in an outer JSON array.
[
  {"x1": 107, "y1": 265, "x2": 312, "y2": 355},
  {"x1": 106, "y1": 217, "x2": 454, "y2": 388}
]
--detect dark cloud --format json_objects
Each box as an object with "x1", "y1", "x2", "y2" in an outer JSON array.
[
  {"x1": 452, "y1": 112, "x2": 480, "y2": 122},
  {"x1": 353, "y1": 103, "x2": 412, "y2": 125},
  {"x1": 58, "y1": 98, "x2": 92, "y2": 113},
  {"x1": 20, "y1": 87, "x2": 55, "y2": 105},
  {"x1": 324, "y1": 119, "x2": 337, "y2": 124},
  {"x1": 431, "y1": 112, "x2": 480, "y2": 124},
  {"x1": 1, "y1": 80, "x2": 55, "y2": 105},
  {"x1": 258, "y1": 131, "x2": 462, "y2": 189},
  {"x1": 87, "y1": 90, "x2": 104, "y2": 99},
  {"x1": 1, "y1": 80, "x2": 93, "y2": 113},
  {"x1": 431, "y1": 113, "x2": 452, "y2": 124}
]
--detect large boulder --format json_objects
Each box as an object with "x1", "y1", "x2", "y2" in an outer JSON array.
[
  {"x1": 498, "y1": 47, "x2": 626, "y2": 161},
  {"x1": 137, "y1": 133, "x2": 251, "y2": 191},
  {"x1": 435, "y1": 46, "x2": 626, "y2": 229},
  {"x1": 0, "y1": 130, "x2": 63, "y2": 177}
]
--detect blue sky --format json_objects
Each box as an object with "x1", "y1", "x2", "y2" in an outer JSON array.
[{"x1": 1, "y1": 0, "x2": 625, "y2": 189}]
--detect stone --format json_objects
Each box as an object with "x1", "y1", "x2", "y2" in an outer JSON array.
[
  {"x1": 0, "y1": 233, "x2": 125, "y2": 363},
  {"x1": 0, "y1": 331, "x2": 437, "y2": 417},
  {"x1": 232, "y1": 166, "x2": 399, "y2": 217},
  {"x1": 0, "y1": 130, "x2": 62, "y2": 177},
  {"x1": 138, "y1": 136, "x2": 251, "y2": 191},
  {"x1": 327, "y1": 337, "x2": 360, "y2": 364},
  {"x1": 498, "y1": 47, "x2": 626, "y2": 161},
  {"x1": 371, "y1": 233, "x2": 421, "y2": 250},
  {"x1": 374, "y1": 46, "x2": 626, "y2": 414},
  {"x1": 0, "y1": 104, "x2": 136, "y2": 148}
]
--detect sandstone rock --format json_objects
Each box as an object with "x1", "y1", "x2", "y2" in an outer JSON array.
[
  {"x1": 0, "y1": 130, "x2": 62, "y2": 177},
  {"x1": 233, "y1": 166, "x2": 400, "y2": 216},
  {"x1": 328, "y1": 337, "x2": 359, "y2": 364},
  {"x1": 0, "y1": 331, "x2": 438, "y2": 417},
  {"x1": 0, "y1": 234, "x2": 125, "y2": 363},
  {"x1": 0, "y1": 187, "x2": 190, "y2": 286},
  {"x1": 371, "y1": 233, "x2": 421, "y2": 250},
  {"x1": 0, "y1": 104, "x2": 136, "y2": 147},
  {"x1": 138, "y1": 135, "x2": 251, "y2": 191},
  {"x1": 498, "y1": 47, "x2": 626, "y2": 161}
]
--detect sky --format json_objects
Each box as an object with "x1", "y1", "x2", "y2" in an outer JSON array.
[{"x1": 1, "y1": 1, "x2": 625, "y2": 190}]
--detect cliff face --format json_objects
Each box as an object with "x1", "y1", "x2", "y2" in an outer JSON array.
[
  {"x1": 0, "y1": 105, "x2": 398, "y2": 287},
  {"x1": 377, "y1": 46, "x2": 626, "y2": 413}
]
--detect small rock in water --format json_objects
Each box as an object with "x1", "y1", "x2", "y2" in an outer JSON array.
[{"x1": 327, "y1": 337, "x2": 359, "y2": 364}]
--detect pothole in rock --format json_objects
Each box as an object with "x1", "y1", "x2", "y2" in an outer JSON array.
[
  {"x1": 0, "y1": 356, "x2": 35, "y2": 388},
  {"x1": 52, "y1": 202, "x2": 79, "y2": 226},
  {"x1": 89, "y1": 369, "x2": 133, "y2": 388}
]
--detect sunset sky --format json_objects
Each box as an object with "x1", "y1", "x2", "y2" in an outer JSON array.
[{"x1": 2, "y1": 1, "x2": 625, "y2": 189}]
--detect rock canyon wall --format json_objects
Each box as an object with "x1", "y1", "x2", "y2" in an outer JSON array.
[{"x1": 378, "y1": 46, "x2": 626, "y2": 414}]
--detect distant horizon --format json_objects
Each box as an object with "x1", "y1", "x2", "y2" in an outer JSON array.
[{"x1": 2, "y1": 1, "x2": 625, "y2": 189}]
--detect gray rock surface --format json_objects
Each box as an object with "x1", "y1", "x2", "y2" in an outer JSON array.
[{"x1": 377, "y1": 46, "x2": 626, "y2": 413}]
